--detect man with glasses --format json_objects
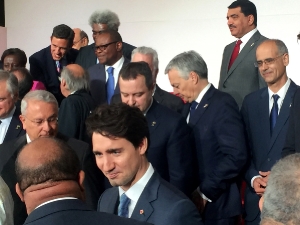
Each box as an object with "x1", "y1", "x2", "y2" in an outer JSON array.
[
  {"x1": 88, "y1": 29, "x2": 130, "y2": 105},
  {"x1": 29, "y1": 24, "x2": 78, "y2": 105},
  {"x1": 72, "y1": 28, "x2": 89, "y2": 50},
  {"x1": 0, "y1": 90, "x2": 104, "y2": 225},
  {"x1": 75, "y1": 9, "x2": 135, "y2": 70},
  {"x1": 241, "y1": 39, "x2": 297, "y2": 225}
]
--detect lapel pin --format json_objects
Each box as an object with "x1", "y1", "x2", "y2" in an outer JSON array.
[
  {"x1": 140, "y1": 209, "x2": 144, "y2": 215},
  {"x1": 203, "y1": 104, "x2": 209, "y2": 108},
  {"x1": 151, "y1": 121, "x2": 156, "y2": 126},
  {"x1": 290, "y1": 103, "x2": 292, "y2": 107},
  {"x1": 251, "y1": 43, "x2": 254, "y2": 47},
  {"x1": 16, "y1": 125, "x2": 20, "y2": 129}
]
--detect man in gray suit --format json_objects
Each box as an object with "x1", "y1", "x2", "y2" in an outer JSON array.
[{"x1": 219, "y1": 0, "x2": 267, "y2": 108}]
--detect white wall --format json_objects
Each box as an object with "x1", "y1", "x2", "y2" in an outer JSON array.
[
  {"x1": 5, "y1": 0, "x2": 300, "y2": 91},
  {"x1": 0, "y1": 27, "x2": 7, "y2": 54}
]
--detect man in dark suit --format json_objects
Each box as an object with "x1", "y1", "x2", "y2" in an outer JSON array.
[
  {"x1": 86, "y1": 103, "x2": 203, "y2": 225},
  {"x1": 241, "y1": 39, "x2": 297, "y2": 225},
  {"x1": 75, "y1": 9, "x2": 135, "y2": 70},
  {"x1": 0, "y1": 70, "x2": 25, "y2": 144},
  {"x1": 29, "y1": 24, "x2": 78, "y2": 105},
  {"x1": 131, "y1": 46, "x2": 184, "y2": 114},
  {"x1": 59, "y1": 64, "x2": 95, "y2": 143},
  {"x1": 166, "y1": 50, "x2": 248, "y2": 225},
  {"x1": 219, "y1": 0, "x2": 267, "y2": 108},
  {"x1": 115, "y1": 62, "x2": 195, "y2": 195},
  {"x1": 15, "y1": 137, "x2": 151, "y2": 225},
  {"x1": 88, "y1": 29, "x2": 130, "y2": 106},
  {"x1": 0, "y1": 90, "x2": 103, "y2": 225}
]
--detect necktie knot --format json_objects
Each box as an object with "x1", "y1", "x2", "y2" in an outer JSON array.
[
  {"x1": 236, "y1": 40, "x2": 242, "y2": 46},
  {"x1": 228, "y1": 40, "x2": 242, "y2": 70},
  {"x1": 189, "y1": 101, "x2": 198, "y2": 121},
  {"x1": 106, "y1": 67, "x2": 115, "y2": 104},
  {"x1": 273, "y1": 94, "x2": 279, "y2": 103},
  {"x1": 107, "y1": 67, "x2": 114, "y2": 75},
  {"x1": 118, "y1": 193, "x2": 131, "y2": 218},
  {"x1": 270, "y1": 94, "x2": 280, "y2": 135},
  {"x1": 56, "y1": 61, "x2": 60, "y2": 73}
]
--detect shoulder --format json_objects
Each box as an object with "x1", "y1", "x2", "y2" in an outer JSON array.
[
  {"x1": 29, "y1": 46, "x2": 50, "y2": 61},
  {"x1": 79, "y1": 43, "x2": 94, "y2": 54},
  {"x1": 88, "y1": 63, "x2": 104, "y2": 74},
  {"x1": 122, "y1": 42, "x2": 136, "y2": 50},
  {"x1": 152, "y1": 102, "x2": 184, "y2": 122},
  {"x1": 243, "y1": 87, "x2": 266, "y2": 104}
]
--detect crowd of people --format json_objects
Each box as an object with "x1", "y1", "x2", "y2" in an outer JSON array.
[{"x1": 0, "y1": 0, "x2": 300, "y2": 225}]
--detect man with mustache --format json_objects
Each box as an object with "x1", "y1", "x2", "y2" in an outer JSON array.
[{"x1": 218, "y1": 0, "x2": 267, "y2": 108}]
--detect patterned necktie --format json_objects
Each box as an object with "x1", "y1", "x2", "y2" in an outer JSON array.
[
  {"x1": 118, "y1": 193, "x2": 131, "y2": 218},
  {"x1": 228, "y1": 40, "x2": 242, "y2": 70},
  {"x1": 56, "y1": 61, "x2": 61, "y2": 74},
  {"x1": 270, "y1": 94, "x2": 280, "y2": 135},
  {"x1": 106, "y1": 67, "x2": 115, "y2": 104},
  {"x1": 189, "y1": 101, "x2": 198, "y2": 122}
]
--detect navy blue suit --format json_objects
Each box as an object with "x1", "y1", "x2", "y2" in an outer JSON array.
[
  {"x1": 98, "y1": 171, "x2": 203, "y2": 225},
  {"x1": 2, "y1": 108, "x2": 24, "y2": 144},
  {"x1": 87, "y1": 58, "x2": 130, "y2": 106},
  {"x1": 29, "y1": 46, "x2": 78, "y2": 104},
  {"x1": 188, "y1": 85, "x2": 247, "y2": 222},
  {"x1": 25, "y1": 199, "x2": 151, "y2": 225},
  {"x1": 241, "y1": 80, "x2": 298, "y2": 224}
]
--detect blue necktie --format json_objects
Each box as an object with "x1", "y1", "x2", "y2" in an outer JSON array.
[
  {"x1": 270, "y1": 94, "x2": 279, "y2": 135},
  {"x1": 189, "y1": 101, "x2": 198, "y2": 122},
  {"x1": 106, "y1": 67, "x2": 115, "y2": 104},
  {"x1": 56, "y1": 61, "x2": 60, "y2": 73},
  {"x1": 118, "y1": 193, "x2": 131, "y2": 218}
]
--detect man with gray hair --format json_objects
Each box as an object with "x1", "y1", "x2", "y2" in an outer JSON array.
[
  {"x1": 75, "y1": 9, "x2": 136, "y2": 69},
  {"x1": 166, "y1": 50, "x2": 247, "y2": 225},
  {"x1": 259, "y1": 153, "x2": 300, "y2": 225},
  {"x1": 0, "y1": 70, "x2": 24, "y2": 144},
  {"x1": 241, "y1": 39, "x2": 297, "y2": 225},
  {"x1": 0, "y1": 90, "x2": 103, "y2": 225},
  {"x1": 59, "y1": 64, "x2": 95, "y2": 142}
]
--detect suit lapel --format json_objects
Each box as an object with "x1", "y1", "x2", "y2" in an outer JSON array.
[
  {"x1": 269, "y1": 81, "x2": 298, "y2": 151},
  {"x1": 188, "y1": 85, "x2": 215, "y2": 127},
  {"x1": 153, "y1": 85, "x2": 164, "y2": 105},
  {"x1": 3, "y1": 109, "x2": 23, "y2": 142},
  {"x1": 145, "y1": 100, "x2": 160, "y2": 135},
  {"x1": 226, "y1": 31, "x2": 261, "y2": 79},
  {"x1": 105, "y1": 188, "x2": 119, "y2": 214},
  {"x1": 130, "y1": 172, "x2": 159, "y2": 221}
]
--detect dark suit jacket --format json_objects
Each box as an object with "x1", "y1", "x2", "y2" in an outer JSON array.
[
  {"x1": 98, "y1": 171, "x2": 203, "y2": 225},
  {"x1": 0, "y1": 133, "x2": 104, "y2": 225},
  {"x1": 75, "y1": 42, "x2": 136, "y2": 70},
  {"x1": 282, "y1": 88, "x2": 300, "y2": 157},
  {"x1": 58, "y1": 89, "x2": 95, "y2": 143},
  {"x1": 29, "y1": 46, "x2": 78, "y2": 105},
  {"x1": 241, "y1": 80, "x2": 298, "y2": 222},
  {"x1": 25, "y1": 199, "x2": 151, "y2": 225},
  {"x1": 218, "y1": 31, "x2": 267, "y2": 108},
  {"x1": 87, "y1": 57, "x2": 130, "y2": 106},
  {"x1": 188, "y1": 85, "x2": 247, "y2": 220},
  {"x1": 2, "y1": 107, "x2": 25, "y2": 143}
]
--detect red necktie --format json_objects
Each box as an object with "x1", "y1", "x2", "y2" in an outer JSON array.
[{"x1": 228, "y1": 40, "x2": 242, "y2": 70}]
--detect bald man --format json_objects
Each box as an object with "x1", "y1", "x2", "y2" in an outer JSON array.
[
  {"x1": 72, "y1": 28, "x2": 89, "y2": 50},
  {"x1": 15, "y1": 138, "x2": 151, "y2": 225},
  {"x1": 59, "y1": 64, "x2": 95, "y2": 142}
]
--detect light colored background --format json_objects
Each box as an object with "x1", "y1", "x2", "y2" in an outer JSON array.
[{"x1": 3, "y1": 0, "x2": 300, "y2": 91}]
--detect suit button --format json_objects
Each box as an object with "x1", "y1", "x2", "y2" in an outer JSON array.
[
  {"x1": 267, "y1": 158, "x2": 270, "y2": 161},
  {"x1": 223, "y1": 84, "x2": 226, "y2": 88}
]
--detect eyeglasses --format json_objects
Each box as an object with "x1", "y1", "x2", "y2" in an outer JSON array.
[
  {"x1": 254, "y1": 54, "x2": 284, "y2": 67},
  {"x1": 24, "y1": 115, "x2": 58, "y2": 126},
  {"x1": 73, "y1": 38, "x2": 83, "y2": 46},
  {"x1": 94, "y1": 41, "x2": 118, "y2": 52}
]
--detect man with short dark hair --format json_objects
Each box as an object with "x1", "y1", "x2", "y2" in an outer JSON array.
[
  {"x1": 0, "y1": 90, "x2": 103, "y2": 225},
  {"x1": 59, "y1": 64, "x2": 95, "y2": 142},
  {"x1": 166, "y1": 50, "x2": 247, "y2": 225},
  {"x1": 75, "y1": 9, "x2": 135, "y2": 69},
  {"x1": 29, "y1": 24, "x2": 78, "y2": 105},
  {"x1": 241, "y1": 39, "x2": 297, "y2": 225},
  {"x1": 219, "y1": 0, "x2": 267, "y2": 108},
  {"x1": 88, "y1": 29, "x2": 130, "y2": 105},
  {"x1": 15, "y1": 137, "x2": 151, "y2": 225},
  {"x1": 115, "y1": 62, "x2": 195, "y2": 196},
  {"x1": 72, "y1": 28, "x2": 89, "y2": 50},
  {"x1": 86, "y1": 103, "x2": 203, "y2": 225}
]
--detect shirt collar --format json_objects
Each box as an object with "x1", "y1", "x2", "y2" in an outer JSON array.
[
  {"x1": 268, "y1": 78, "x2": 291, "y2": 101},
  {"x1": 239, "y1": 28, "x2": 258, "y2": 44},
  {"x1": 118, "y1": 163, "x2": 154, "y2": 203},
  {"x1": 105, "y1": 56, "x2": 124, "y2": 71},
  {"x1": 143, "y1": 98, "x2": 153, "y2": 116},
  {"x1": 194, "y1": 83, "x2": 211, "y2": 104}
]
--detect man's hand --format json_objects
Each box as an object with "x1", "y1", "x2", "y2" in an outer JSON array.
[
  {"x1": 259, "y1": 171, "x2": 271, "y2": 183},
  {"x1": 191, "y1": 190, "x2": 208, "y2": 215},
  {"x1": 253, "y1": 177, "x2": 267, "y2": 196}
]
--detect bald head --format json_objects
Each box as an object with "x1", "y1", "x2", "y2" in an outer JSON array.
[
  {"x1": 72, "y1": 28, "x2": 89, "y2": 50},
  {"x1": 60, "y1": 64, "x2": 90, "y2": 97}
]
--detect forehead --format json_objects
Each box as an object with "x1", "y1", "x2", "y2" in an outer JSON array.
[
  {"x1": 4, "y1": 54, "x2": 19, "y2": 62},
  {"x1": 51, "y1": 37, "x2": 69, "y2": 47},
  {"x1": 256, "y1": 42, "x2": 278, "y2": 58},
  {"x1": 26, "y1": 100, "x2": 58, "y2": 115},
  {"x1": 95, "y1": 33, "x2": 112, "y2": 45},
  {"x1": 168, "y1": 69, "x2": 183, "y2": 82},
  {"x1": 227, "y1": 7, "x2": 244, "y2": 16},
  {"x1": 0, "y1": 80, "x2": 9, "y2": 94},
  {"x1": 119, "y1": 75, "x2": 148, "y2": 92},
  {"x1": 92, "y1": 132, "x2": 132, "y2": 150},
  {"x1": 132, "y1": 53, "x2": 153, "y2": 66},
  {"x1": 92, "y1": 23, "x2": 108, "y2": 32}
]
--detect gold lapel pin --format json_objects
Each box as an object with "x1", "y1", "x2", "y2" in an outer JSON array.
[
  {"x1": 16, "y1": 125, "x2": 20, "y2": 129},
  {"x1": 203, "y1": 104, "x2": 209, "y2": 108},
  {"x1": 140, "y1": 209, "x2": 144, "y2": 215},
  {"x1": 151, "y1": 121, "x2": 156, "y2": 126}
]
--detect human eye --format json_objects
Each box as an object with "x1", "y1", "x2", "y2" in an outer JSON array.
[
  {"x1": 265, "y1": 58, "x2": 274, "y2": 64},
  {"x1": 93, "y1": 151, "x2": 103, "y2": 157},
  {"x1": 34, "y1": 119, "x2": 44, "y2": 125},
  {"x1": 111, "y1": 149, "x2": 121, "y2": 155},
  {"x1": 0, "y1": 98, "x2": 5, "y2": 102},
  {"x1": 256, "y1": 61, "x2": 263, "y2": 67}
]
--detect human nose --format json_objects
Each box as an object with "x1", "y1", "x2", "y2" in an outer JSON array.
[
  {"x1": 102, "y1": 155, "x2": 115, "y2": 172},
  {"x1": 127, "y1": 96, "x2": 136, "y2": 106},
  {"x1": 261, "y1": 61, "x2": 269, "y2": 70},
  {"x1": 41, "y1": 120, "x2": 51, "y2": 131}
]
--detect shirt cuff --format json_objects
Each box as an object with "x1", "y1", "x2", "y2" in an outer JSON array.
[
  {"x1": 251, "y1": 175, "x2": 262, "y2": 188},
  {"x1": 197, "y1": 187, "x2": 212, "y2": 202}
]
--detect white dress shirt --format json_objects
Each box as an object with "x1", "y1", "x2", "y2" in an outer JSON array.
[
  {"x1": 239, "y1": 28, "x2": 258, "y2": 52},
  {"x1": 105, "y1": 56, "x2": 125, "y2": 89},
  {"x1": 250, "y1": 79, "x2": 291, "y2": 188},
  {"x1": 118, "y1": 163, "x2": 154, "y2": 217},
  {"x1": 35, "y1": 197, "x2": 77, "y2": 210},
  {"x1": 0, "y1": 106, "x2": 16, "y2": 144},
  {"x1": 0, "y1": 176, "x2": 14, "y2": 225}
]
